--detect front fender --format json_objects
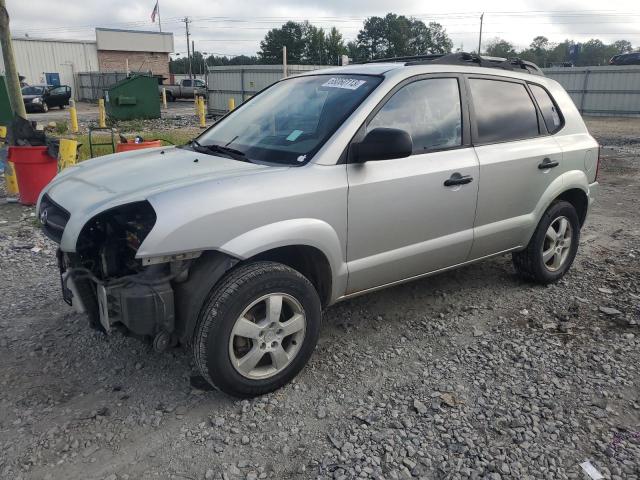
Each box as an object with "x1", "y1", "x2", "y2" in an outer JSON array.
[{"x1": 219, "y1": 218, "x2": 348, "y2": 302}]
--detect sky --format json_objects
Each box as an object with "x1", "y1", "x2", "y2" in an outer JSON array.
[{"x1": 6, "y1": 0, "x2": 640, "y2": 57}]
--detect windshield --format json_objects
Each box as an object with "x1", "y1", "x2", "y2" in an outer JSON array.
[
  {"x1": 196, "y1": 74, "x2": 381, "y2": 165},
  {"x1": 22, "y1": 86, "x2": 45, "y2": 95}
]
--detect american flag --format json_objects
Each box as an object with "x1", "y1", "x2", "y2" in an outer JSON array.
[{"x1": 151, "y1": 1, "x2": 159, "y2": 22}]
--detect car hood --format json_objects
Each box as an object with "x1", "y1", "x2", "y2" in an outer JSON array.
[
  {"x1": 41, "y1": 146, "x2": 288, "y2": 250},
  {"x1": 22, "y1": 95, "x2": 41, "y2": 101}
]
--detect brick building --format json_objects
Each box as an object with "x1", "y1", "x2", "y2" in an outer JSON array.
[{"x1": 95, "y1": 28, "x2": 173, "y2": 79}]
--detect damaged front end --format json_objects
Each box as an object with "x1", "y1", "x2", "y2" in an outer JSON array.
[{"x1": 57, "y1": 201, "x2": 195, "y2": 349}]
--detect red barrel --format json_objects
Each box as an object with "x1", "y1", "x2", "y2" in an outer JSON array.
[
  {"x1": 116, "y1": 140, "x2": 162, "y2": 153},
  {"x1": 8, "y1": 146, "x2": 58, "y2": 205}
]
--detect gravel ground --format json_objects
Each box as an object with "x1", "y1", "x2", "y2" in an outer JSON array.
[{"x1": 0, "y1": 117, "x2": 638, "y2": 480}]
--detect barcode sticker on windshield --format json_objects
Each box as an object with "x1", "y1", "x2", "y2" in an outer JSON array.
[{"x1": 322, "y1": 78, "x2": 366, "y2": 90}]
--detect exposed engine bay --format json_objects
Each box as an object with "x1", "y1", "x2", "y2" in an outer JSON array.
[{"x1": 57, "y1": 201, "x2": 192, "y2": 350}]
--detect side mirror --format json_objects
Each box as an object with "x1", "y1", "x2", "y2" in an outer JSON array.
[{"x1": 351, "y1": 127, "x2": 413, "y2": 162}]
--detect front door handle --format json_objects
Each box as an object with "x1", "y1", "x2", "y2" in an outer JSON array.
[
  {"x1": 444, "y1": 173, "x2": 473, "y2": 187},
  {"x1": 538, "y1": 158, "x2": 559, "y2": 169}
]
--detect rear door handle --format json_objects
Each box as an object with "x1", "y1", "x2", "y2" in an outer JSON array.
[
  {"x1": 538, "y1": 158, "x2": 559, "y2": 169},
  {"x1": 444, "y1": 173, "x2": 473, "y2": 187}
]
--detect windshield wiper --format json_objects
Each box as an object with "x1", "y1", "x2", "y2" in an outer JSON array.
[
  {"x1": 187, "y1": 139, "x2": 249, "y2": 162},
  {"x1": 204, "y1": 143, "x2": 248, "y2": 161}
]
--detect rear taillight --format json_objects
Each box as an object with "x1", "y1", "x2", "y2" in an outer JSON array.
[{"x1": 595, "y1": 145, "x2": 601, "y2": 181}]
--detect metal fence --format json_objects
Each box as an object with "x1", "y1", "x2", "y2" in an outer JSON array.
[
  {"x1": 75, "y1": 71, "x2": 153, "y2": 102},
  {"x1": 206, "y1": 64, "x2": 333, "y2": 116},
  {"x1": 543, "y1": 65, "x2": 640, "y2": 117}
]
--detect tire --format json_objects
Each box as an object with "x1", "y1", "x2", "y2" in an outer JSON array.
[
  {"x1": 166, "y1": 92, "x2": 175, "y2": 102},
  {"x1": 193, "y1": 261, "x2": 322, "y2": 398},
  {"x1": 512, "y1": 200, "x2": 580, "y2": 284},
  {"x1": 41, "y1": 102, "x2": 49, "y2": 113},
  {"x1": 59, "y1": 104, "x2": 65, "y2": 110}
]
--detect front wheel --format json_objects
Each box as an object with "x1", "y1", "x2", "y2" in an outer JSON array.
[
  {"x1": 41, "y1": 102, "x2": 49, "y2": 113},
  {"x1": 512, "y1": 200, "x2": 580, "y2": 284},
  {"x1": 193, "y1": 261, "x2": 322, "y2": 398}
]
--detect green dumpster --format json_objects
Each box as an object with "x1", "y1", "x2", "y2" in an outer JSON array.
[
  {"x1": 104, "y1": 75, "x2": 160, "y2": 120},
  {"x1": 0, "y1": 76, "x2": 14, "y2": 126}
]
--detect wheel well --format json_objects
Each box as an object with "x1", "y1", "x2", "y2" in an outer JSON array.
[
  {"x1": 556, "y1": 188, "x2": 589, "y2": 226},
  {"x1": 250, "y1": 245, "x2": 332, "y2": 307}
]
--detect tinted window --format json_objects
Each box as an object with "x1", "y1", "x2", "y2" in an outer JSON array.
[
  {"x1": 368, "y1": 78, "x2": 462, "y2": 154},
  {"x1": 182, "y1": 80, "x2": 192, "y2": 87},
  {"x1": 469, "y1": 79, "x2": 539, "y2": 143},
  {"x1": 529, "y1": 84, "x2": 562, "y2": 133}
]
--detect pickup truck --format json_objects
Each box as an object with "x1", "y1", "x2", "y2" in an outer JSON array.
[{"x1": 160, "y1": 78, "x2": 206, "y2": 101}]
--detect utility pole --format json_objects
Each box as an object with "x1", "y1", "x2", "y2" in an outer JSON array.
[
  {"x1": 0, "y1": 0, "x2": 26, "y2": 118},
  {"x1": 192, "y1": 40, "x2": 195, "y2": 78},
  {"x1": 182, "y1": 17, "x2": 192, "y2": 80},
  {"x1": 477, "y1": 13, "x2": 484, "y2": 55}
]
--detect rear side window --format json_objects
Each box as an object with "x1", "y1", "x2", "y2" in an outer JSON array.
[
  {"x1": 368, "y1": 78, "x2": 462, "y2": 154},
  {"x1": 529, "y1": 84, "x2": 562, "y2": 133},
  {"x1": 469, "y1": 78, "x2": 539, "y2": 144}
]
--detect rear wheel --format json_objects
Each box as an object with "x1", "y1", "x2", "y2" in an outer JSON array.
[
  {"x1": 166, "y1": 91, "x2": 175, "y2": 102},
  {"x1": 193, "y1": 261, "x2": 321, "y2": 398},
  {"x1": 512, "y1": 200, "x2": 580, "y2": 284}
]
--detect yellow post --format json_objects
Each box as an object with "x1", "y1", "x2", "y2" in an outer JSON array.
[
  {"x1": 4, "y1": 160, "x2": 18, "y2": 195},
  {"x1": 161, "y1": 88, "x2": 167, "y2": 110},
  {"x1": 98, "y1": 98, "x2": 106, "y2": 128},
  {"x1": 1, "y1": 126, "x2": 18, "y2": 195},
  {"x1": 58, "y1": 138, "x2": 79, "y2": 170},
  {"x1": 69, "y1": 99, "x2": 79, "y2": 134},
  {"x1": 198, "y1": 96, "x2": 206, "y2": 128},
  {"x1": 228, "y1": 97, "x2": 235, "y2": 112}
]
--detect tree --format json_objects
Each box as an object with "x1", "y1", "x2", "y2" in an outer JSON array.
[
  {"x1": 303, "y1": 22, "x2": 326, "y2": 64},
  {"x1": 354, "y1": 13, "x2": 452, "y2": 60},
  {"x1": 612, "y1": 40, "x2": 633, "y2": 54},
  {"x1": 258, "y1": 21, "x2": 346, "y2": 65},
  {"x1": 258, "y1": 21, "x2": 305, "y2": 64},
  {"x1": 325, "y1": 27, "x2": 347, "y2": 64},
  {"x1": 484, "y1": 38, "x2": 517, "y2": 58}
]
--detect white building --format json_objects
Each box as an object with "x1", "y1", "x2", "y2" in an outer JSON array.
[{"x1": 0, "y1": 37, "x2": 98, "y2": 88}]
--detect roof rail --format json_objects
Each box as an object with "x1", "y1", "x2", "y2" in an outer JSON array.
[{"x1": 361, "y1": 52, "x2": 544, "y2": 76}]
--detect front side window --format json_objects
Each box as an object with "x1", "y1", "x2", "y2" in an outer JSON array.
[
  {"x1": 469, "y1": 78, "x2": 539, "y2": 144},
  {"x1": 196, "y1": 74, "x2": 381, "y2": 165},
  {"x1": 529, "y1": 84, "x2": 562, "y2": 133},
  {"x1": 368, "y1": 78, "x2": 462, "y2": 154}
]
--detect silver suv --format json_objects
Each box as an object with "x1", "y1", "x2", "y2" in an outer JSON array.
[{"x1": 38, "y1": 53, "x2": 599, "y2": 397}]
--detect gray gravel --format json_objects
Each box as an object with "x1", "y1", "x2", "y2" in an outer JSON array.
[{"x1": 0, "y1": 117, "x2": 639, "y2": 479}]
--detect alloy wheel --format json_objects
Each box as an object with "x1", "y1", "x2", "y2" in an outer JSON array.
[
  {"x1": 542, "y1": 216, "x2": 573, "y2": 272},
  {"x1": 228, "y1": 293, "x2": 306, "y2": 380}
]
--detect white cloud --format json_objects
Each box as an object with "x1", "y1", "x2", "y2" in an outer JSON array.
[{"x1": 7, "y1": 0, "x2": 640, "y2": 57}]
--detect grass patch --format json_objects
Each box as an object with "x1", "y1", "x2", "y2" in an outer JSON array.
[{"x1": 58, "y1": 130, "x2": 197, "y2": 161}]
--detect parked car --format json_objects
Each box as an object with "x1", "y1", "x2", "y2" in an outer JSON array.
[
  {"x1": 609, "y1": 52, "x2": 640, "y2": 65},
  {"x1": 38, "y1": 53, "x2": 599, "y2": 398},
  {"x1": 22, "y1": 84, "x2": 72, "y2": 113},
  {"x1": 160, "y1": 78, "x2": 206, "y2": 101}
]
